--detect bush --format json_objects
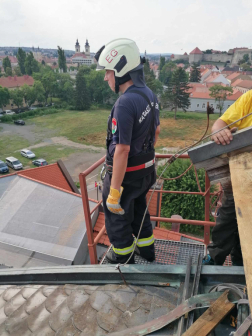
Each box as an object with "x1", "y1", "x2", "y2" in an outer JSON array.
[
  {"x1": 0, "y1": 107, "x2": 61, "y2": 122},
  {"x1": 158, "y1": 159, "x2": 215, "y2": 235}
]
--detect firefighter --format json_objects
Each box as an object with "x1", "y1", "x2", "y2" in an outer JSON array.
[
  {"x1": 203, "y1": 89, "x2": 252, "y2": 266},
  {"x1": 95, "y1": 38, "x2": 160, "y2": 264}
]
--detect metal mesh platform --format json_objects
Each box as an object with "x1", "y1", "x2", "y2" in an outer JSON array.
[{"x1": 100, "y1": 239, "x2": 206, "y2": 265}]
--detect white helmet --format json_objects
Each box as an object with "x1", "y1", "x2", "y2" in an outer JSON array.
[{"x1": 95, "y1": 38, "x2": 146, "y2": 93}]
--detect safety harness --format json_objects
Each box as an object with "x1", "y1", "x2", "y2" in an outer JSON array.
[{"x1": 101, "y1": 89, "x2": 156, "y2": 182}]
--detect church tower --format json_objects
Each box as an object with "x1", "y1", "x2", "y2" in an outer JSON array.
[
  {"x1": 75, "y1": 39, "x2": 80, "y2": 53},
  {"x1": 85, "y1": 39, "x2": 90, "y2": 56}
]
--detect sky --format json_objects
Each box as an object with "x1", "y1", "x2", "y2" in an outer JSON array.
[{"x1": 1, "y1": 0, "x2": 252, "y2": 54}]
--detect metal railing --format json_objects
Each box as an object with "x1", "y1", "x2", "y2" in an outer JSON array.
[{"x1": 79, "y1": 154, "x2": 216, "y2": 265}]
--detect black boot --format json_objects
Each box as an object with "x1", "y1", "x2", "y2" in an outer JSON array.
[
  {"x1": 106, "y1": 249, "x2": 135, "y2": 264},
  {"x1": 135, "y1": 244, "x2": 155, "y2": 262}
]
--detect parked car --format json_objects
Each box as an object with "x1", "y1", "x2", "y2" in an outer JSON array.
[
  {"x1": 0, "y1": 160, "x2": 9, "y2": 174},
  {"x1": 32, "y1": 159, "x2": 48, "y2": 167},
  {"x1": 15, "y1": 109, "x2": 23, "y2": 114},
  {"x1": 4, "y1": 110, "x2": 15, "y2": 115},
  {"x1": 6, "y1": 157, "x2": 23, "y2": 170},
  {"x1": 14, "y1": 120, "x2": 25, "y2": 125},
  {"x1": 29, "y1": 106, "x2": 37, "y2": 110},
  {"x1": 20, "y1": 149, "x2": 36, "y2": 159}
]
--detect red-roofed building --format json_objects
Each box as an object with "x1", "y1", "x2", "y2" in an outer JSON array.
[
  {"x1": 235, "y1": 80, "x2": 252, "y2": 93},
  {"x1": 190, "y1": 47, "x2": 203, "y2": 55},
  {"x1": 184, "y1": 52, "x2": 188, "y2": 55},
  {"x1": 170, "y1": 54, "x2": 174, "y2": 59},
  {"x1": 0, "y1": 75, "x2": 34, "y2": 89},
  {"x1": 71, "y1": 39, "x2": 94, "y2": 66},
  {"x1": 0, "y1": 56, "x2": 18, "y2": 67},
  {"x1": 189, "y1": 47, "x2": 203, "y2": 64}
]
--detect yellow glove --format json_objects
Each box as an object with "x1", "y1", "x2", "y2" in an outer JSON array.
[{"x1": 106, "y1": 186, "x2": 125, "y2": 215}]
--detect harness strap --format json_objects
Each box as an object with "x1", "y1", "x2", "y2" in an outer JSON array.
[{"x1": 127, "y1": 89, "x2": 156, "y2": 151}]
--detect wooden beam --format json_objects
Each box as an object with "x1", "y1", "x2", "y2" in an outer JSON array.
[
  {"x1": 188, "y1": 126, "x2": 252, "y2": 165},
  {"x1": 182, "y1": 290, "x2": 234, "y2": 336},
  {"x1": 229, "y1": 152, "x2": 252, "y2": 310}
]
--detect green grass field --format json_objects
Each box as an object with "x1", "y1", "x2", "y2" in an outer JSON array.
[{"x1": 25, "y1": 109, "x2": 219, "y2": 149}]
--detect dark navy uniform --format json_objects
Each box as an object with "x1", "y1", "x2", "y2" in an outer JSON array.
[{"x1": 102, "y1": 84, "x2": 160, "y2": 259}]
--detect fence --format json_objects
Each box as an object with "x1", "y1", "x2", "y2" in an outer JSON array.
[{"x1": 79, "y1": 154, "x2": 216, "y2": 265}]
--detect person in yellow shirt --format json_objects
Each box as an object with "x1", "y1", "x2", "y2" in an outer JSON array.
[{"x1": 203, "y1": 89, "x2": 252, "y2": 266}]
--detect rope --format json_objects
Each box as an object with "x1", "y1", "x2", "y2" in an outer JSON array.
[
  {"x1": 111, "y1": 110, "x2": 252, "y2": 272},
  {"x1": 157, "y1": 163, "x2": 193, "y2": 180}
]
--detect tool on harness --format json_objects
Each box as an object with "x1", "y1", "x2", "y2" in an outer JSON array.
[{"x1": 102, "y1": 89, "x2": 156, "y2": 182}]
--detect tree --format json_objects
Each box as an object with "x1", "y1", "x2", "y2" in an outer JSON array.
[
  {"x1": 24, "y1": 52, "x2": 40, "y2": 75},
  {"x1": 17, "y1": 48, "x2": 26, "y2": 74},
  {"x1": 243, "y1": 54, "x2": 249, "y2": 63},
  {"x1": 143, "y1": 59, "x2": 163, "y2": 95},
  {"x1": 57, "y1": 73, "x2": 74, "y2": 103},
  {"x1": 0, "y1": 86, "x2": 10, "y2": 110},
  {"x1": 5, "y1": 67, "x2": 12, "y2": 77},
  {"x1": 41, "y1": 60, "x2": 45, "y2": 66},
  {"x1": 33, "y1": 69, "x2": 57, "y2": 103},
  {"x1": 161, "y1": 67, "x2": 190, "y2": 120},
  {"x1": 57, "y1": 46, "x2": 67, "y2": 72},
  {"x1": 75, "y1": 69, "x2": 91, "y2": 110},
  {"x1": 14, "y1": 66, "x2": 22, "y2": 76},
  {"x1": 3, "y1": 57, "x2": 11, "y2": 72},
  {"x1": 33, "y1": 81, "x2": 45, "y2": 104},
  {"x1": 240, "y1": 63, "x2": 251, "y2": 71},
  {"x1": 10, "y1": 89, "x2": 23, "y2": 108},
  {"x1": 87, "y1": 70, "x2": 117, "y2": 104},
  {"x1": 209, "y1": 84, "x2": 233, "y2": 116},
  {"x1": 21, "y1": 84, "x2": 36, "y2": 107},
  {"x1": 159, "y1": 61, "x2": 176, "y2": 84},
  {"x1": 190, "y1": 63, "x2": 201, "y2": 82},
  {"x1": 159, "y1": 56, "x2": 165, "y2": 71}
]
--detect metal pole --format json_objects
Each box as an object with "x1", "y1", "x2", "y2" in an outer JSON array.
[
  {"x1": 177, "y1": 256, "x2": 192, "y2": 335},
  {"x1": 204, "y1": 173, "x2": 211, "y2": 246},
  {"x1": 79, "y1": 172, "x2": 98, "y2": 264}
]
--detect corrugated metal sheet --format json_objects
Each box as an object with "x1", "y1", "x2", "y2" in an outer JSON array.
[{"x1": 0, "y1": 175, "x2": 96, "y2": 267}]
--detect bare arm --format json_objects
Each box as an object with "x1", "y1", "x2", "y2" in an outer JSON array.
[
  {"x1": 111, "y1": 144, "x2": 130, "y2": 191},
  {"x1": 154, "y1": 125, "x2": 160, "y2": 146},
  {"x1": 211, "y1": 119, "x2": 237, "y2": 145}
]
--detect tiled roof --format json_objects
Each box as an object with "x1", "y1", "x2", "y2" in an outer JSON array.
[
  {"x1": 0, "y1": 283, "x2": 178, "y2": 335},
  {"x1": 72, "y1": 53, "x2": 87, "y2": 59},
  {"x1": 236, "y1": 80, "x2": 252, "y2": 89},
  {"x1": 0, "y1": 56, "x2": 18, "y2": 63},
  {"x1": 190, "y1": 47, "x2": 203, "y2": 55},
  {"x1": 189, "y1": 90, "x2": 242, "y2": 100},
  {"x1": 231, "y1": 78, "x2": 243, "y2": 87},
  {"x1": 177, "y1": 63, "x2": 185, "y2": 68},
  {"x1": 18, "y1": 163, "x2": 73, "y2": 193},
  {"x1": 0, "y1": 75, "x2": 34, "y2": 88},
  {"x1": 226, "y1": 72, "x2": 240, "y2": 81},
  {"x1": 184, "y1": 52, "x2": 188, "y2": 55},
  {"x1": 170, "y1": 54, "x2": 174, "y2": 58}
]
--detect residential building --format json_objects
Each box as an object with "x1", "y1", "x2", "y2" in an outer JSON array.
[
  {"x1": 0, "y1": 55, "x2": 18, "y2": 68},
  {"x1": 0, "y1": 75, "x2": 34, "y2": 111},
  {"x1": 235, "y1": 80, "x2": 252, "y2": 93}
]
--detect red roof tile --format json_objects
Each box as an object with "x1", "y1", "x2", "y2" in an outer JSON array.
[
  {"x1": 18, "y1": 163, "x2": 73, "y2": 193},
  {"x1": 235, "y1": 80, "x2": 252, "y2": 89},
  {"x1": 0, "y1": 75, "x2": 34, "y2": 89},
  {"x1": 170, "y1": 54, "x2": 174, "y2": 59},
  {"x1": 184, "y1": 52, "x2": 188, "y2": 55},
  {"x1": 72, "y1": 53, "x2": 87, "y2": 59},
  {"x1": 190, "y1": 47, "x2": 203, "y2": 55}
]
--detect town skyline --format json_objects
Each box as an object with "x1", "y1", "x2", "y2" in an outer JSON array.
[{"x1": 1, "y1": 0, "x2": 252, "y2": 54}]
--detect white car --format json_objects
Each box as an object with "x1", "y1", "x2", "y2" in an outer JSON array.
[
  {"x1": 4, "y1": 110, "x2": 15, "y2": 115},
  {"x1": 20, "y1": 149, "x2": 36, "y2": 159},
  {"x1": 6, "y1": 157, "x2": 23, "y2": 170}
]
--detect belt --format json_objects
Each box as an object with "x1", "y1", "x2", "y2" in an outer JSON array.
[
  {"x1": 125, "y1": 158, "x2": 155, "y2": 172},
  {"x1": 105, "y1": 158, "x2": 155, "y2": 174}
]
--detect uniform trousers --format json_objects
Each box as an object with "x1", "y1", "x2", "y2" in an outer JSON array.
[
  {"x1": 208, "y1": 190, "x2": 243, "y2": 266},
  {"x1": 102, "y1": 170, "x2": 156, "y2": 251}
]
